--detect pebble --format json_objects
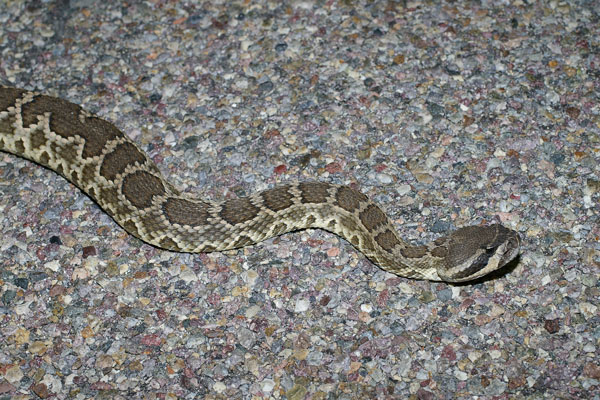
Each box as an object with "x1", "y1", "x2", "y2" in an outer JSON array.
[
  {"x1": 376, "y1": 172, "x2": 393, "y2": 184},
  {"x1": 294, "y1": 299, "x2": 310, "y2": 313},
  {"x1": 4, "y1": 366, "x2": 23, "y2": 384},
  {"x1": 261, "y1": 379, "x2": 275, "y2": 392},
  {"x1": 0, "y1": 1, "x2": 598, "y2": 398},
  {"x1": 237, "y1": 328, "x2": 256, "y2": 349}
]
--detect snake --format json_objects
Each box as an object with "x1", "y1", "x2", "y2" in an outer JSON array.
[{"x1": 0, "y1": 86, "x2": 521, "y2": 282}]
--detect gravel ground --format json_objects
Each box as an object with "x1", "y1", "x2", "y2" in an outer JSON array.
[{"x1": 0, "y1": 1, "x2": 598, "y2": 399}]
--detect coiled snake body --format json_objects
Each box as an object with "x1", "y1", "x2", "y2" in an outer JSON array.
[{"x1": 0, "y1": 87, "x2": 521, "y2": 282}]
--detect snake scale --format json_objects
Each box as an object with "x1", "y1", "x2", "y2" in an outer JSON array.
[{"x1": 0, "y1": 87, "x2": 520, "y2": 282}]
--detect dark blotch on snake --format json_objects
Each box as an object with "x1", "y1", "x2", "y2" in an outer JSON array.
[
  {"x1": 261, "y1": 186, "x2": 294, "y2": 211},
  {"x1": 299, "y1": 182, "x2": 330, "y2": 203},
  {"x1": 336, "y1": 186, "x2": 368, "y2": 212},
  {"x1": 163, "y1": 197, "x2": 211, "y2": 227},
  {"x1": 100, "y1": 142, "x2": 147, "y2": 181},
  {"x1": 20, "y1": 95, "x2": 121, "y2": 158},
  {"x1": 358, "y1": 204, "x2": 388, "y2": 232},
  {"x1": 121, "y1": 170, "x2": 166, "y2": 209},
  {"x1": 29, "y1": 127, "x2": 47, "y2": 150},
  {"x1": 15, "y1": 138, "x2": 25, "y2": 154},
  {"x1": 375, "y1": 230, "x2": 401, "y2": 253},
  {"x1": 400, "y1": 245, "x2": 428, "y2": 259},
  {"x1": 219, "y1": 198, "x2": 260, "y2": 225},
  {"x1": 0, "y1": 87, "x2": 25, "y2": 110}
]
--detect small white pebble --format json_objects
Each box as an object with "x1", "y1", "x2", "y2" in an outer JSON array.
[
  {"x1": 261, "y1": 379, "x2": 275, "y2": 392},
  {"x1": 377, "y1": 173, "x2": 393, "y2": 184},
  {"x1": 213, "y1": 382, "x2": 226, "y2": 393},
  {"x1": 468, "y1": 350, "x2": 482, "y2": 362},
  {"x1": 179, "y1": 268, "x2": 197, "y2": 283},
  {"x1": 454, "y1": 370, "x2": 468, "y2": 381},
  {"x1": 431, "y1": 147, "x2": 445, "y2": 158},
  {"x1": 44, "y1": 260, "x2": 60, "y2": 272},
  {"x1": 583, "y1": 344, "x2": 596, "y2": 353},
  {"x1": 4, "y1": 366, "x2": 23, "y2": 384},
  {"x1": 295, "y1": 299, "x2": 310, "y2": 313},
  {"x1": 420, "y1": 111, "x2": 432, "y2": 124},
  {"x1": 245, "y1": 305, "x2": 261, "y2": 319},
  {"x1": 541, "y1": 275, "x2": 551, "y2": 285},
  {"x1": 451, "y1": 287, "x2": 461, "y2": 298},
  {"x1": 241, "y1": 269, "x2": 258, "y2": 286},
  {"x1": 164, "y1": 131, "x2": 176, "y2": 145},
  {"x1": 397, "y1": 184, "x2": 411, "y2": 196},
  {"x1": 579, "y1": 302, "x2": 597, "y2": 319}
]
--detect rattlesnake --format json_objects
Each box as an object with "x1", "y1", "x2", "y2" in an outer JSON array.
[{"x1": 0, "y1": 87, "x2": 521, "y2": 282}]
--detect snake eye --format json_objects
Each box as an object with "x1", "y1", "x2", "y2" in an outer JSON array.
[{"x1": 476, "y1": 248, "x2": 496, "y2": 267}]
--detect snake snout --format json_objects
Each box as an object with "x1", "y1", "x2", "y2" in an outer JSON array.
[{"x1": 498, "y1": 229, "x2": 521, "y2": 266}]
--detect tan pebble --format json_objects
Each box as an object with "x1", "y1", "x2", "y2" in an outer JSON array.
[
  {"x1": 29, "y1": 341, "x2": 48, "y2": 355},
  {"x1": 348, "y1": 361, "x2": 361, "y2": 374},
  {"x1": 287, "y1": 384, "x2": 308, "y2": 400},
  {"x1": 232, "y1": 286, "x2": 248, "y2": 296},
  {"x1": 579, "y1": 302, "x2": 598, "y2": 319},
  {"x1": 14, "y1": 328, "x2": 30, "y2": 345},
  {"x1": 265, "y1": 326, "x2": 276, "y2": 336},
  {"x1": 294, "y1": 349, "x2": 308, "y2": 360},
  {"x1": 72, "y1": 267, "x2": 90, "y2": 280},
  {"x1": 129, "y1": 360, "x2": 143, "y2": 371},
  {"x1": 358, "y1": 311, "x2": 372, "y2": 323},
  {"x1": 474, "y1": 315, "x2": 491, "y2": 326},
  {"x1": 96, "y1": 354, "x2": 115, "y2": 369},
  {"x1": 393, "y1": 54, "x2": 405, "y2": 64},
  {"x1": 4, "y1": 365, "x2": 24, "y2": 384},
  {"x1": 31, "y1": 383, "x2": 50, "y2": 399},
  {"x1": 139, "y1": 297, "x2": 151, "y2": 306},
  {"x1": 414, "y1": 172, "x2": 434, "y2": 184},
  {"x1": 490, "y1": 304, "x2": 505, "y2": 318},
  {"x1": 564, "y1": 66, "x2": 577, "y2": 77},
  {"x1": 81, "y1": 326, "x2": 94, "y2": 339}
]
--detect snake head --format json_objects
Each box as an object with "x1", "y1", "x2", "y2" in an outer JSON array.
[{"x1": 436, "y1": 224, "x2": 521, "y2": 283}]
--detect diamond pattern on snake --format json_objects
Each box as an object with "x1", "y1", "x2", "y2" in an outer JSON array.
[{"x1": 0, "y1": 87, "x2": 521, "y2": 282}]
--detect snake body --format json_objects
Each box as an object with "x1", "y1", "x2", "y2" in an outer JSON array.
[{"x1": 0, "y1": 87, "x2": 520, "y2": 282}]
